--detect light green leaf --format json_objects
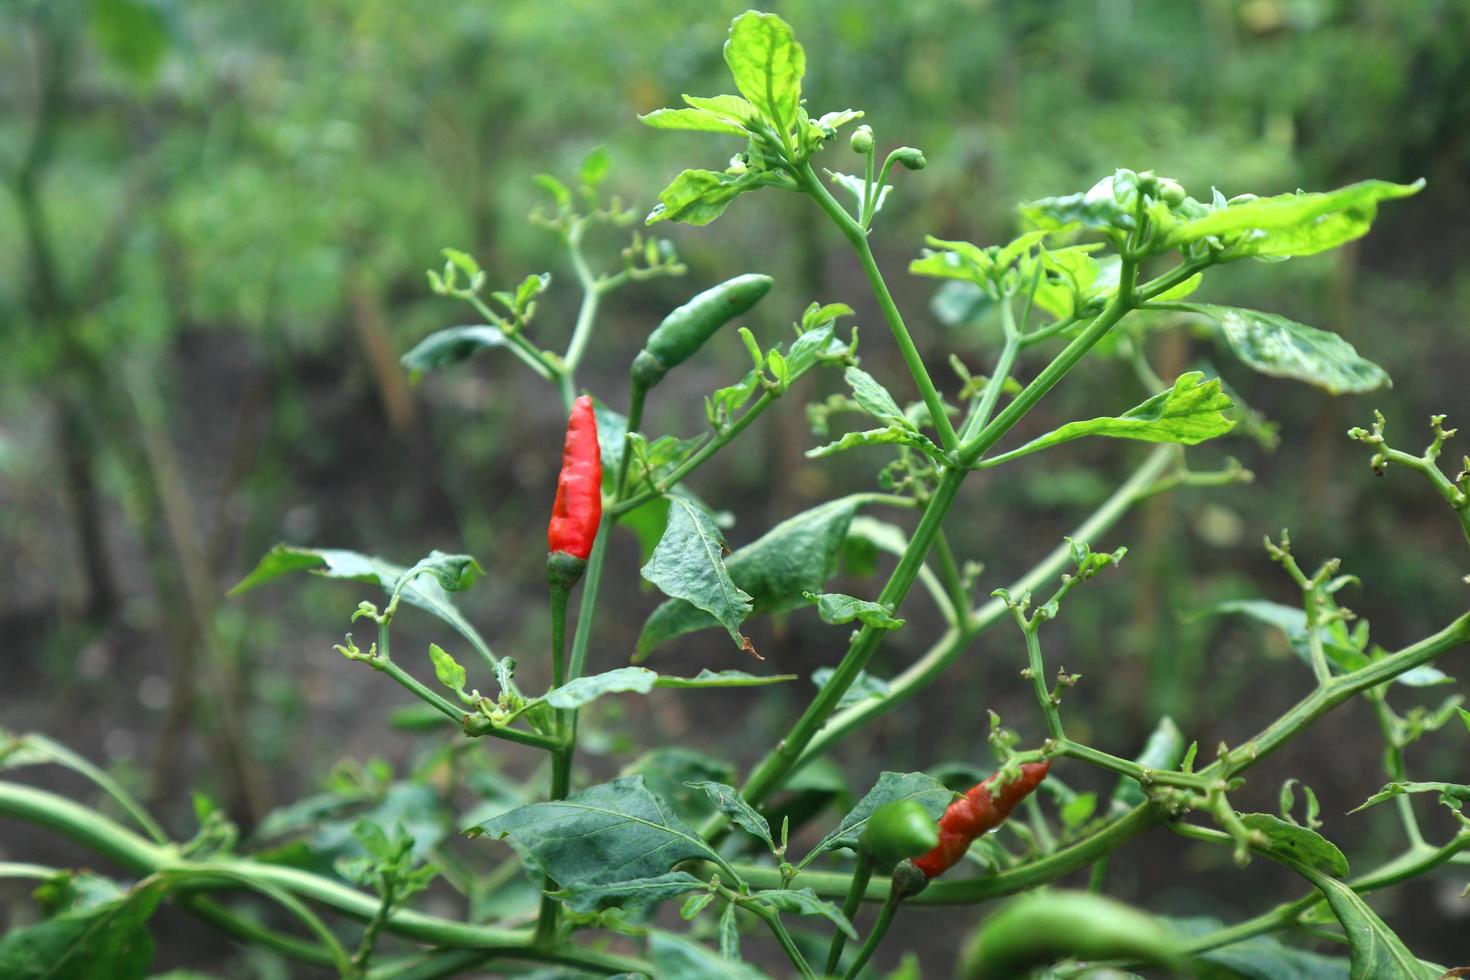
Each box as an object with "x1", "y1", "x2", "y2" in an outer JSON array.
[
  {"x1": 551, "y1": 871, "x2": 706, "y2": 914},
  {"x1": 751, "y1": 888, "x2": 856, "y2": 940},
  {"x1": 640, "y1": 107, "x2": 749, "y2": 136},
  {"x1": 719, "y1": 901, "x2": 741, "y2": 961},
  {"x1": 1240, "y1": 812, "x2": 1348, "y2": 877},
  {"x1": 1020, "y1": 173, "x2": 1138, "y2": 232},
  {"x1": 473, "y1": 777, "x2": 721, "y2": 887},
  {"x1": 427, "y1": 643, "x2": 466, "y2": 695},
  {"x1": 843, "y1": 366, "x2": 911, "y2": 428},
  {"x1": 982, "y1": 372, "x2": 1234, "y2": 466},
  {"x1": 642, "y1": 497, "x2": 754, "y2": 654},
  {"x1": 1161, "y1": 179, "x2": 1424, "y2": 259},
  {"x1": 803, "y1": 592, "x2": 905, "y2": 630},
  {"x1": 230, "y1": 546, "x2": 483, "y2": 647},
  {"x1": 1060, "y1": 792, "x2": 1098, "y2": 828},
  {"x1": 1112, "y1": 716, "x2": 1186, "y2": 807},
  {"x1": 1459, "y1": 707, "x2": 1470, "y2": 733},
  {"x1": 684, "y1": 94, "x2": 757, "y2": 122},
  {"x1": 636, "y1": 497, "x2": 863, "y2": 660},
  {"x1": 647, "y1": 168, "x2": 764, "y2": 226},
  {"x1": 799, "y1": 771, "x2": 952, "y2": 867},
  {"x1": 1181, "y1": 304, "x2": 1389, "y2": 395},
  {"x1": 723, "y1": 11, "x2": 805, "y2": 133},
  {"x1": 543, "y1": 667, "x2": 793, "y2": 710},
  {"x1": 806, "y1": 426, "x2": 947, "y2": 465},
  {"x1": 579, "y1": 147, "x2": 610, "y2": 189},
  {"x1": 687, "y1": 782, "x2": 773, "y2": 850}
]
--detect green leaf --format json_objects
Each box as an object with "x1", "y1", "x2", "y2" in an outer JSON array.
[
  {"x1": 983, "y1": 372, "x2": 1234, "y2": 466},
  {"x1": 803, "y1": 592, "x2": 905, "y2": 630},
  {"x1": 230, "y1": 546, "x2": 483, "y2": 645},
  {"x1": 1348, "y1": 781, "x2": 1470, "y2": 816},
  {"x1": 649, "y1": 930, "x2": 769, "y2": 980},
  {"x1": 751, "y1": 888, "x2": 856, "y2": 940},
  {"x1": 1060, "y1": 792, "x2": 1098, "y2": 828},
  {"x1": 1459, "y1": 707, "x2": 1470, "y2": 734},
  {"x1": 1161, "y1": 179, "x2": 1424, "y2": 259},
  {"x1": 719, "y1": 902, "x2": 741, "y2": 961},
  {"x1": 472, "y1": 777, "x2": 721, "y2": 888},
  {"x1": 1192, "y1": 600, "x2": 1445, "y2": 686},
  {"x1": 1113, "y1": 716, "x2": 1186, "y2": 807},
  {"x1": 621, "y1": 748, "x2": 736, "y2": 829},
  {"x1": 399, "y1": 325, "x2": 509, "y2": 376},
  {"x1": 647, "y1": 168, "x2": 765, "y2": 226},
  {"x1": 635, "y1": 496, "x2": 864, "y2": 660},
  {"x1": 843, "y1": 367, "x2": 911, "y2": 428},
  {"x1": 1020, "y1": 173, "x2": 1138, "y2": 233},
  {"x1": 427, "y1": 643, "x2": 466, "y2": 695},
  {"x1": 397, "y1": 551, "x2": 483, "y2": 594},
  {"x1": 811, "y1": 667, "x2": 891, "y2": 711},
  {"x1": 0, "y1": 878, "x2": 164, "y2": 980},
  {"x1": 641, "y1": 497, "x2": 755, "y2": 654},
  {"x1": 579, "y1": 147, "x2": 610, "y2": 189},
  {"x1": 799, "y1": 771, "x2": 952, "y2": 867},
  {"x1": 89, "y1": 0, "x2": 170, "y2": 83},
  {"x1": 552, "y1": 871, "x2": 706, "y2": 914},
  {"x1": 1167, "y1": 917, "x2": 1352, "y2": 979},
  {"x1": 1287, "y1": 862, "x2": 1438, "y2": 979},
  {"x1": 806, "y1": 426, "x2": 948, "y2": 465},
  {"x1": 1182, "y1": 305, "x2": 1390, "y2": 395},
  {"x1": 542, "y1": 667, "x2": 793, "y2": 710},
  {"x1": 723, "y1": 11, "x2": 805, "y2": 133},
  {"x1": 1240, "y1": 812, "x2": 1348, "y2": 877},
  {"x1": 687, "y1": 782, "x2": 773, "y2": 850},
  {"x1": 825, "y1": 171, "x2": 892, "y2": 216},
  {"x1": 684, "y1": 94, "x2": 757, "y2": 123},
  {"x1": 640, "y1": 107, "x2": 749, "y2": 136}
]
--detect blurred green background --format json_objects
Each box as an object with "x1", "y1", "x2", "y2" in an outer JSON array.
[{"x1": 2, "y1": 0, "x2": 1468, "y2": 973}]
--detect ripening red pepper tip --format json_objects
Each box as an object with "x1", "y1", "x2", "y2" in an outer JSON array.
[
  {"x1": 547, "y1": 395, "x2": 602, "y2": 562},
  {"x1": 912, "y1": 760, "x2": 1051, "y2": 879}
]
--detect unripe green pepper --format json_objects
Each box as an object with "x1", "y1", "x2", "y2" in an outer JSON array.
[
  {"x1": 632, "y1": 274, "x2": 774, "y2": 389},
  {"x1": 860, "y1": 800, "x2": 939, "y2": 869},
  {"x1": 959, "y1": 890, "x2": 1186, "y2": 979}
]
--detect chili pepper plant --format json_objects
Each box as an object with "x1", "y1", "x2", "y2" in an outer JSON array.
[{"x1": 4, "y1": 10, "x2": 1468, "y2": 979}]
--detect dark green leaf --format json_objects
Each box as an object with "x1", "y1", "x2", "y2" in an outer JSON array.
[
  {"x1": 0, "y1": 879, "x2": 164, "y2": 980},
  {"x1": 621, "y1": 748, "x2": 736, "y2": 830},
  {"x1": 641, "y1": 497, "x2": 754, "y2": 654},
  {"x1": 552, "y1": 871, "x2": 707, "y2": 914},
  {"x1": 473, "y1": 777, "x2": 720, "y2": 888},
  {"x1": 1287, "y1": 863, "x2": 1438, "y2": 979},
  {"x1": 649, "y1": 930, "x2": 769, "y2": 980},
  {"x1": 687, "y1": 782, "x2": 773, "y2": 850},
  {"x1": 635, "y1": 497, "x2": 863, "y2": 660},
  {"x1": 751, "y1": 888, "x2": 856, "y2": 939},
  {"x1": 400, "y1": 325, "x2": 510, "y2": 375}
]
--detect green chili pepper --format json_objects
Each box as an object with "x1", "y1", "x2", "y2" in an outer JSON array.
[
  {"x1": 860, "y1": 800, "x2": 939, "y2": 869},
  {"x1": 959, "y1": 889, "x2": 1186, "y2": 979},
  {"x1": 631, "y1": 274, "x2": 774, "y2": 389}
]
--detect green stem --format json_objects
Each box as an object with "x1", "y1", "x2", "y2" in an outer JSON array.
[
  {"x1": 798, "y1": 160, "x2": 958, "y2": 452},
  {"x1": 825, "y1": 852, "x2": 873, "y2": 975},
  {"x1": 751, "y1": 903, "x2": 817, "y2": 979},
  {"x1": 958, "y1": 270, "x2": 1137, "y2": 468},
  {"x1": 0, "y1": 780, "x2": 653, "y2": 973},
  {"x1": 790, "y1": 446, "x2": 1175, "y2": 773},
  {"x1": 466, "y1": 295, "x2": 556, "y2": 381},
  {"x1": 367, "y1": 653, "x2": 560, "y2": 751},
  {"x1": 841, "y1": 888, "x2": 901, "y2": 979},
  {"x1": 1024, "y1": 626, "x2": 1065, "y2": 740},
  {"x1": 959, "y1": 326, "x2": 1021, "y2": 443},
  {"x1": 736, "y1": 465, "x2": 967, "y2": 810},
  {"x1": 1054, "y1": 739, "x2": 1210, "y2": 792}
]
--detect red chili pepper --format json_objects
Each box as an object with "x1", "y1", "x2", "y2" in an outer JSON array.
[
  {"x1": 547, "y1": 395, "x2": 602, "y2": 561},
  {"x1": 912, "y1": 761, "x2": 1051, "y2": 879}
]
